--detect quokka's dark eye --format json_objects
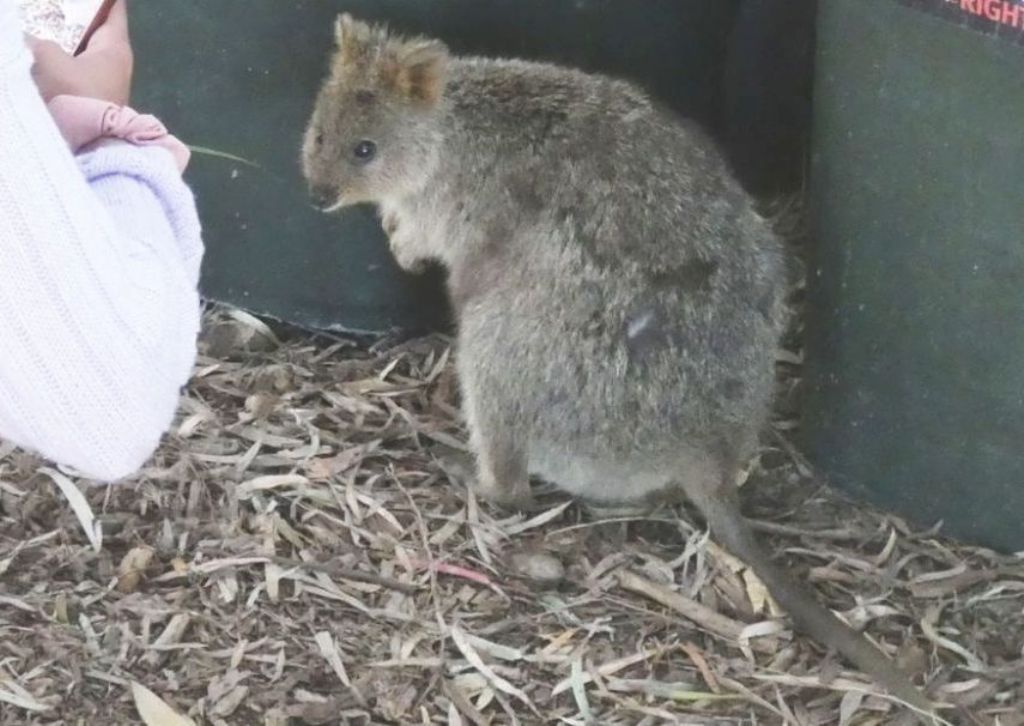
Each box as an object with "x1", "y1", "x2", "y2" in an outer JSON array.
[
  {"x1": 315, "y1": 132, "x2": 324, "y2": 147},
  {"x1": 353, "y1": 140, "x2": 377, "y2": 163}
]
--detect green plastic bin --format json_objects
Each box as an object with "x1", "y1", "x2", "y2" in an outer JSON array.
[{"x1": 804, "y1": 0, "x2": 1024, "y2": 552}]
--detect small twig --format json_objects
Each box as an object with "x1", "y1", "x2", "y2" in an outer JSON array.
[
  {"x1": 679, "y1": 641, "x2": 721, "y2": 694},
  {"x1": 616, "y1": 570, "x2": 774, "y2": 654},
  {"x1": 749, "y1": 519, "x2": 861, "y2": 542},
  {"x1": 270, "y1": 557, "x2": 418, "y2": 594},
  {"x1": 768, "y1": 427, "x2": 815, "y2": 477}
]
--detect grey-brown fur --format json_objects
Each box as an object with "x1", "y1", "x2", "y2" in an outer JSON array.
[{"x1": 302, "y1": 16, "x2": 933, "y2": 715}]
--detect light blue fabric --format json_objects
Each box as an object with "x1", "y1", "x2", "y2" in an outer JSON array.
[{"x1": 0, "y1": 0, "x2": 204, "y2": 480}]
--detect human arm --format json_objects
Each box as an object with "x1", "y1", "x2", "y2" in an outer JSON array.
[{"x1": 0, "y1": 0, "x2": 204, "y2": 480}]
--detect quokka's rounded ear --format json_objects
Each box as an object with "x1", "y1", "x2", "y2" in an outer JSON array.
[
  {"x1": 334, "y1": 13, "x2": 375, "y2": 66},
  {"x1": 391, "y1": 39, "x2": 450, "y2": 106},
  {"x1": 334, "y1": 13, "x2": 355, "y2": 47}
]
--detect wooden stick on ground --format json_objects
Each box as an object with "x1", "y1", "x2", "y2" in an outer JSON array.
[{"x1": 616, "y1": 569, "x2": 776, "y2": 654}]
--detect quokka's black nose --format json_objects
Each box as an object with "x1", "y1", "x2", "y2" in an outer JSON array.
[{"x1": 310, "y1": 185, "x2": 336, "y2": 210}]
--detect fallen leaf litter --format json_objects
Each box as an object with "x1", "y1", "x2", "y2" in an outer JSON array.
[{"x1": 2, "y1": 200, "x2": 1023, "y2": 723}]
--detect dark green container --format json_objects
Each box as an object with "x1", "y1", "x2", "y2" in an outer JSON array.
[
  {"x1": 130, "y1": 0, "x2": 747, "y2": 334},
  {"x1": 804, "y1": 0, "x2": 1024, "y2": 552}
]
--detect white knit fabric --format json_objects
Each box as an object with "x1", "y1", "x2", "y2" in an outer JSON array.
[{"x1": 0, "y1": 1, "x2": 204, "y2": 481}]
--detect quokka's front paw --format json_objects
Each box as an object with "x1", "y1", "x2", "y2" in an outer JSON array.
[
  {"x1": 393, "y1": 252, "x2": 429, "y2": 274},
  {"x1": 382, "y1": 211, "x2": 400, "y2": 238},
  {"x1": 381, "y1": 211, "x2": 429, "y2": 273}
]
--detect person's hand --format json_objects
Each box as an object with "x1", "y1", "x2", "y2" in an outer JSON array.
[{"x1": 27, "y1": 0, "x2": 133, "y2": 106}]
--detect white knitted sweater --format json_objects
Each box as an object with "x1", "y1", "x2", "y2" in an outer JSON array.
[{"x1": 0, "y1": 0, "x2": 204, "y2": 481}]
